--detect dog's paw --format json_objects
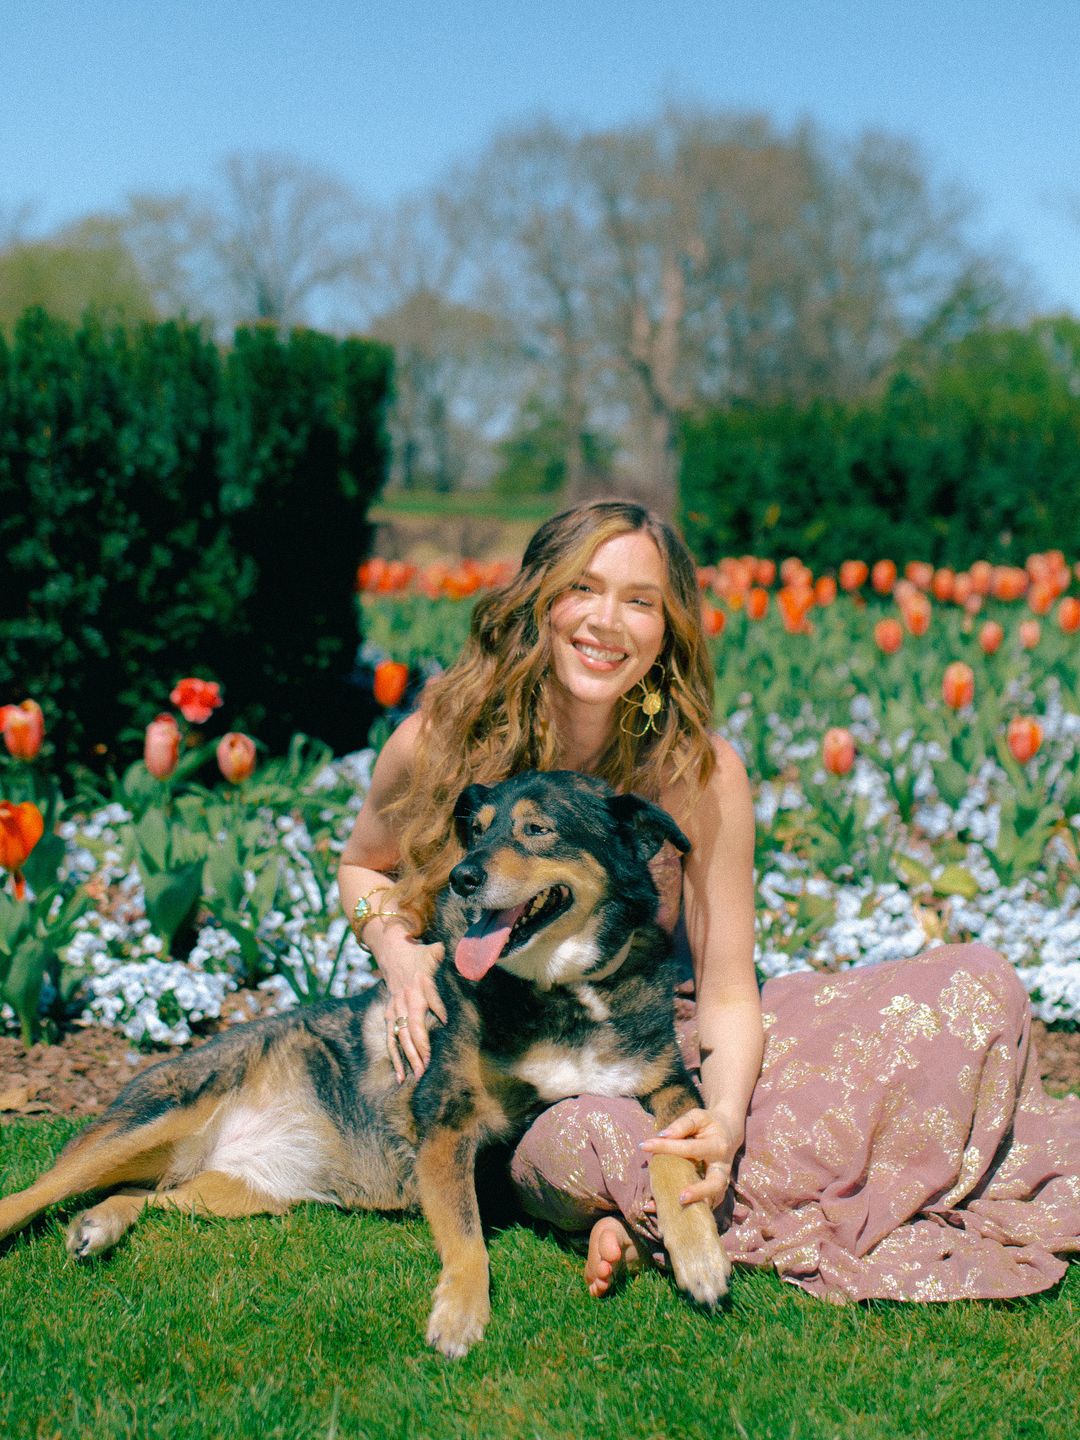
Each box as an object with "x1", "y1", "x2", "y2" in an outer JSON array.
[
  {"x1": 667, "y1": 1217, "x2": 731, "y2": 1308},
  {"x1": 425, "y1": 1282, "x2": 490, "y2": 1359},
  {"x1": 65, "y1": 1207, "x2": 124, "y2": 1260}
]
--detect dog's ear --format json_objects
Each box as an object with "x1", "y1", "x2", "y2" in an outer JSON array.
[
  {"x1": 608, "y1": 792, "x2": 691, "y2": 860},
  {"x1": 453, "y1": 783, "x2": 491, "y2": 846}
]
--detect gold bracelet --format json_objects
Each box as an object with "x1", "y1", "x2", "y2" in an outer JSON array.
[{"x1": 352, "y1": 889, "x2": 406, "y2": 944}]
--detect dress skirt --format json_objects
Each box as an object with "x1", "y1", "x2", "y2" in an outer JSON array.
[{"x1": 509, "y1": 944, "x2": 1080, "y2": 1301}]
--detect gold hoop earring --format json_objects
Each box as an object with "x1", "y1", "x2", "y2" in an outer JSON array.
[{"x1": 619, "y1": 664, "x2": 666, "y2": 737}]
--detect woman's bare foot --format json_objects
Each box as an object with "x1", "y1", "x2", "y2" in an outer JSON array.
[{"x1": 585, "y1": 1216, "x2": 642, "y2": 1297}]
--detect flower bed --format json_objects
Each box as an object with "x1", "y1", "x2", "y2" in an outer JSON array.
[{"x1": 2, "y1": 548, "x2": 1079, "y2": 1048}]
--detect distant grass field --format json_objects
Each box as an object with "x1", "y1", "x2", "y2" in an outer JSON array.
[
  {"x1": 371, "y1": 489, "x2": 558, "y2": 523},
  {"x1": 2, "y1": 1119, "x2": 1077, "y2": 1440}
]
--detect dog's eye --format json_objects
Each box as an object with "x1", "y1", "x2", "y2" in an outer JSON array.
[{"x1": 523, "y1": 822, "x2": 552, "y2": 837}]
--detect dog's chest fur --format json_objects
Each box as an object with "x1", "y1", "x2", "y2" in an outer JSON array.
[{"x1": 421, "y1": 930, "x2": 681, "y2": 1124}]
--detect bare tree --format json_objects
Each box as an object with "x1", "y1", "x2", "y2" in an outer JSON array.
[{"x1": 122, "y1": 152, "x2": 369, "y2": 333}]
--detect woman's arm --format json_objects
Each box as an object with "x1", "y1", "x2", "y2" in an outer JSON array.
[
  {"x1": 642, "y1": 735, "x2": 762, "y2": 1206},
  {"x1": 338, "y1": 711, "x2": 447, "y2": 1080}
]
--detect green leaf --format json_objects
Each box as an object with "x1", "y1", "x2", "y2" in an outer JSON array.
[
  {"x1": 932, "y1": 865, "x2": 980, "y2": 900},
  {"x1": 0, "y1": 894, "x2": 31, "y2": 956},
  {"x1": 251, "y1": 858, "x2": 282, "y2": 923},
  {"x1": 21, "y1": 832, "x2": 66, "y2": 894},
  {"x1": 142, "y1": 864, "x2": 204, "y2": 950},
  {"x1": 2, "y1": 938, "x2": 52, "y2": 1047},
  {"x1": 895, "y1": 853, "x2": 932, "y2": 889},
  {"x1": 135, "y1": 808, "x2": 170, "y2": 872}
]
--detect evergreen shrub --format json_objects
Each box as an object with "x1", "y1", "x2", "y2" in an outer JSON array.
[
  {"x1": 0, "y1": 310, "x2": 392, "y2": 773},
  {"x1": 679, "y1": 320, "x2": 1080, "y2": 569}
]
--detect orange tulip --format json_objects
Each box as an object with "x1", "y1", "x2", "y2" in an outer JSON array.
[
  {"x1": 1006, "y1": 716, "x2": 1043, "y2": 765},
  {"x1": 144, "y1": 713, "x2": 180, "y2": 779},
  {"x1": 904, "y1": 561, "x2": 934, "y2": 590},
  {"x1": 170, "y1": 677, "x2": 223, "y2": 725},
  {"x1": 952, "y1": 573, "x2": 973, "y2": 606},
  {"x1": 777, "y1": 585, "x2": 814, "y2": 634},
  {"x1": 901, "y1": 594, "x2": 932, "y2": 637},
  {"x1": 216, "y1": 732, "x2": 256, "y2": 784},
  {"x1": 942, "y1": 661, "x2": 975, "y2": 709},
  {"x1": 814, "y1": 576, "x2": 837, "y2": 607},
  {"x1": 0, "y1": 700, "x2": 44, "y2": 760},
  {"x1": 991, "y1": 566, "x2": 1028, "y2": 603},
  {"x1": 931, "y1": 568, "x2": 955, "y2": 603},
  {"x1": 1058, "y1": 596, "x2": 1080, "y2": 634},
  {"x1": 701, "y1": 603, "x2": 725, "y2": 637},
  {"x1": 356, "y1": 557, "x2": 389, "y2": 593},
  {"x1": 822, "y1": 727, "x2": 856, "y2": 776},
  {"x1": 969, "y1": 560, "x2": 992, "y2": 595},
  {"x1": 978, "y1": 620, "x2": 1004, "y2": 655},
  {"x1": 871, "y1": 560, "x2": 897, "y2": 595},
  {"x1": 1027, "y1": 581, "x2": 1056, "y2": 616},
  {"x1": 752, "y1": 557, "x2": 776, "y2": 588},
  {"x1": 873, "y1": 618, "x2": 903, "y2": 654},
  {"x1": 373, "y1": 659, "x2": 409, "y2": 707},
  {"x1": 839, "y1": 560, "x2": 868, "y2": 592},
  {"x1": 0, "y1": 800, "x2": 44, "y2": 900},
  {"x1": 1019, "y1": 619, "x2": 1041, "y2": 650},
  {"x1": 746, "y1": 587, "x2": 769, "y2": 620}
]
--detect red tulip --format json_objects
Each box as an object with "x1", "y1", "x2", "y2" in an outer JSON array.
[
  {"x1": 0, "y1": 800, "x2": 44, "y2": 900},
  {"x1": 978, "y1": 620, "x2": 1004, "y2": 655},
  {"x1": 1006, "y1": 716, "x2": 1043, "y2": 765},
  {"x1": 1018, "y1": 619, "x2": 1041, "y2": 650},
  {"x1": 373, "y1": 660, "x2": 409, "y2": 708},
  {"x1": 170, "y1": 677, "x2": 223, "y2": 725},
  {"x1": 839, "y1": 560, "x2": 868, "y2": 591},
  {"x1": 942, "y1": 661, "x2": 975, "y2": 709},
  {"x1": 0, "y1": 700, "x2": 44, "y2": 760},
  {"x1": 144, "y1": 713, "x2": 180, "y2": 779},
  {"x1": 1058, "y1": 596, "x2": 1080, "y2": 634},
  {"x1": 822, "y1": 727, "x2": 856, "y2": 776},
  {"x1": 217, "y1": 732, "x2": 257, "y2": 784},
  {"x1": 874, "y1": 618, "x2": 903, "y2": 654},
  {"x1": 701, "y1": 603, "x2": 725, "y2": 637}
]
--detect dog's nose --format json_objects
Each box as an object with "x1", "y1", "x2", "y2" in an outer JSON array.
[{"x1": 449, "y1": 859, "x2": 485, "y2": 896}]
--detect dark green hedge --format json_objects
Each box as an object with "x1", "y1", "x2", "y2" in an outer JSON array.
[
  {"x1": 0, "y1": 310, "x2": 392, "y2": 772},
  {"x1": 679, "y1": 320, "x2": 1080, "y2": 569}
]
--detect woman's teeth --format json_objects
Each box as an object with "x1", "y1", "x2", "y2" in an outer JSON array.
[{"x1": 576, "y1": 642, "x2": 627, "y2": 664}]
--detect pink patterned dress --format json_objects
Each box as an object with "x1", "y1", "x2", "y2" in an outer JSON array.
[{"x1": 509, "y1": 850, "x2": 1080, "y2": 1301}]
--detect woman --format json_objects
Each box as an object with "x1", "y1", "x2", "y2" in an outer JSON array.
[{"x1": 339, "y1": 500, "x2": 1080, "y2": 1303}]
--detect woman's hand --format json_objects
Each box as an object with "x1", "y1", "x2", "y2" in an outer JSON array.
[
  {"x1": 640, "y1": 1107, "x2": 743, "y2": 1207},
  {"x1": 370, "y1": 923, "x2": 448, "y2": 1082}
]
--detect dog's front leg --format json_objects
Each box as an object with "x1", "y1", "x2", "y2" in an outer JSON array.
[
  {"x1": 645, "y1": 1082, "x2": 731, "y2": 1308},
  {"x1": 414, "y1": 1125, "x2": 489, "y2": 1358}
]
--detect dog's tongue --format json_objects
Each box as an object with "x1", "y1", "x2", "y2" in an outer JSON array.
[{"x1": 454, "y1": 902, "x2": 530, "y2": 981}]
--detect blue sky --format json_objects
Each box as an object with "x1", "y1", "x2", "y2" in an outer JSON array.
[{"x1": 4, "y1": 0, "x2": 1079, "y2": 313}]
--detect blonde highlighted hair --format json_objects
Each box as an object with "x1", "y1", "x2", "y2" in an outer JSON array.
[{"x1": 389, "y1": 500, "x2": 716, "y2": 930}]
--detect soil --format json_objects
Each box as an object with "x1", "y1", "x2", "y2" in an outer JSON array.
[{"x1": 2, "y1": 1010, "x2": 1078, "y2": 1121}]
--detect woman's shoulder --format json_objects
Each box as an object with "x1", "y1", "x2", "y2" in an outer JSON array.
[{"x1": 661, "y1": 733, "x2": 753, "y2": 849}]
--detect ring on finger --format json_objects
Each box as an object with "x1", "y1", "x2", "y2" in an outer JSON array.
[{"x1": 392, "y1": 1016, "x2": 409, "y2": 1036}]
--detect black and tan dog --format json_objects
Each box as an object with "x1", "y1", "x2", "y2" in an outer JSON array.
[{"x1": 0, "y1": 771, "x2": 730, "y2": 1356}]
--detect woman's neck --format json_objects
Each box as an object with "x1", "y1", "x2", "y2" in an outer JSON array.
[{"x1": 549, "y1": 691, "x2": 616, "y2": 774}]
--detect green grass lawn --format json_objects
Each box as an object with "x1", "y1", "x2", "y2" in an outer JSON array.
[{"x1": 2, "y1": 1119, "x2": 1077, "y2": 1440}]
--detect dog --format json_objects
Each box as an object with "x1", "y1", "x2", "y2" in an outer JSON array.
[{"x1": 0, "y1": 770, "x2": 731, "y2": 1356}]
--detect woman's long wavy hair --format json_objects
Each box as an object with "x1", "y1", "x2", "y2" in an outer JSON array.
[{"x1": 388, "y1": 500, "x2": 717, "y2": 930}]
